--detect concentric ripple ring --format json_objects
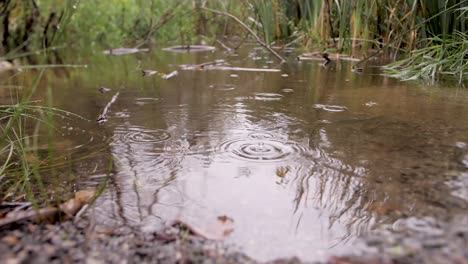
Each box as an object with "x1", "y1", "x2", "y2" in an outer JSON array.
[
  {"x1": 218, "y1": 133, "x2": 312, "y2": 162},
  {"x1": 113, "y1": 127, "x2": 171, "y2": 144}
]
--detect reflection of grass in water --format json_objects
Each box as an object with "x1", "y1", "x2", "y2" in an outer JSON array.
[
  {"x1": 289, "y1": 147, "x2": 375, "y2": 245},
  {"x1": 0, "y1": 65, "x2": 109, "y2": 208}
]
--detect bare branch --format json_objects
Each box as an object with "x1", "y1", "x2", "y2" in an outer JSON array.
[{"x1": 202, "y1": 7, "x2": 285, "y2": 63}]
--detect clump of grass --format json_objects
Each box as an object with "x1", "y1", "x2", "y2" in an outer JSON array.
[
  {"x1": 0, "y1": 67, "x2": 85, "y2": 207},
  {"x1": 384, "y1": 30, "x2": 468, "y2": 85}
]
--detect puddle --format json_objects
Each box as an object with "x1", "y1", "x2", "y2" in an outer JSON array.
[{"x1": 9, "y1": 45, "x2": 468, "y2": 262}]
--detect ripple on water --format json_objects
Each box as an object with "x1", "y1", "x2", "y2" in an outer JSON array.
[
  {"x1": 113, "y1": 127, "x2": 171, "y2": 144},
  {"x1": 135, "y1": 97, "x2": 159, "y2": 106},
  {"x1": 209, "y1": 84, "x2": 236, "y2": 91},
  {"x1": 134, "y1": 151, "x2": 182, "y2": 174},
  {"x1": 111, "y1": 127, "x2": 183, "y2": 175},
  {"x1": 313, "y1": 104, "x2": 347, "y2": 112},
  {"x1": 254, "y1": 93, "x2": 283, "y2": 101},
  {"x1": 217, "y1": 132, "x2": 313, "y2": 162}
]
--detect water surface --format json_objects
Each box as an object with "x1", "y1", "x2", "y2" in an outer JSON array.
[{"x1": 12, "y1": 46, "x2": 468, "y2": 261}]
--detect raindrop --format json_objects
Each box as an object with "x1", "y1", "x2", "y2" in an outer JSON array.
[{"x1": 217, "y1": 132, "x2": 313, "y2": 162}]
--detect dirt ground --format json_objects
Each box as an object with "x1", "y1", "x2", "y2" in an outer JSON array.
[{"x1": 1, "y1": 213, "x2": 467, "y2": 264}]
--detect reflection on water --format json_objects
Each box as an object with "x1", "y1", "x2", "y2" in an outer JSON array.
[{"x1": 12, "y1": 46, "x2": 468, "y2": 261}]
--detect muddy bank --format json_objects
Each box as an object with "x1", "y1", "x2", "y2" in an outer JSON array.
[
  {"x1": 1, "y1": 213, "x2": 467, "y2": 264},
  {"x1": 0, "y1": 217, "x2": 259, "y2": 264},
  {"x1": 334, "y1": 215, "x2": 468, "y2": 264}
]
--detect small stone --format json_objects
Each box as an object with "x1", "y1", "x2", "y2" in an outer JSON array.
[{"x1": 422, "y1": 238, "x2": 447, "y2": 249}]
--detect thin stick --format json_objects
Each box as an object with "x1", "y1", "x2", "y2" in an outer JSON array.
[
  {"x1": 215, "y1": 39, "x2": 235, "y2": 53},
  {"x1": 97, "y1": 92, "x2": 120, "y2": 123},
  {"x1": 202, "y1": 7, "x2": 285, "y2": 63}
]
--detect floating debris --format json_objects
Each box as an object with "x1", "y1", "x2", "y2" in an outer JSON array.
[
  {"x1": 142, "y1": 70, "x2": 158, "y2": 77},
  {"x1": 230, "y1": 74, "x2": 239, "y2": 78},
  {"x1": 161, "y1": 70, "x2": 178, "y2": 79},
  {"x1": 170, "y1": 215, "x2": 234, "y2": 240},
  {"x1": 103, "y1": 48, "x2": 150, "y2": 55},
  {"x1": 202, "y1": 65, "x2": 280, "y2": 72},
  {"x1": 297, "y1": 52, "x2": 360, "y2": 62},
  {"x1": 281, "y1": 88, "x2": 294, "y2": 93},
  {"x1": 365, "y1": 101, "x2": 378, "y2": 107},
  {"x1": 215, "y1": 40, "x2": 235, "y2": 54},
  {"x1": 313, "y1": 104, "x2": 347, "y2": 112},
  {"x1": 254, "y1": 93, "x2": 284, "y2": 101},
  {"x1": 162, "y1": 45, "x2": 216, "y2": 53},
  {"x1": 181, "y1": 61, "x2": 217, "y2": 70},
  {"x1": 97, "y1": 92, "x2": 120, "y2": 123},
  {"x1": 281, "y1": 74, "x2": 289, "y2": 78},
  {"x1": 99, "y1": 86, "x2": 111, "y2": 93},
  {"x1": 352, "y1": 65, "x2": 364, "y2": 73}
]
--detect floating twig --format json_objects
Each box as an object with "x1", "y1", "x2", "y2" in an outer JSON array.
[
  {"x1": 142, "y1": 70, "x2": 158, "y2": 77},
  {"x1": 97, "y1": 92, "x2": 120, "y2": 123},
  {"x1": 215, "y1": 39, "x2": 235, "y2": 54},
  {"x1": 161, "y1": 70, "x2": 178, "y2": 79},
  {"x1": 99, "y1": 86, "x2": 111, "y2": 93},
  {"x1": 297, "y1": 52, "x2": 360, "y2": 62},
  {"x1": 202, "y1": 66, "x2": 280, "y2": 72},
  {"x1": 202, "y1": 7, "x2": 285, "y2": 63},
  {"x1": 103, "y1": 48, "x2": 150, "y2": 55}
]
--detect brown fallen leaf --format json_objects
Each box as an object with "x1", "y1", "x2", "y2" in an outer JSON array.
[
  {"x1": 368, "y1": 202, "x2": 402, "y2": 216},
  {"x1": 75, "y1": 189, "x2": 95, "y2": 204},
  {"x1": 1, "y1": 235, "x2": 19, "y2": 245},
  {"x1": 172, "y1": 214, "x2": 234, "y2": 240},
  {"x1": 60, "y1": 198, "x2": 82, "y2": 217},
  {"x1": 61, "y1": 189, "x2": 96, "y2": 217}
]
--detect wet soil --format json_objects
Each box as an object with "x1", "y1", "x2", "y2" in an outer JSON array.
[
  {"x1": 1, "y1": 213, "x2": 467, "y2": 263},
  {"x1": 0, "y1": 217, "x2": 258, "y2": 264}
]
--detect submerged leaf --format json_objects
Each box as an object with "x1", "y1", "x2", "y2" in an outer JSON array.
[{"x1": 172, "y1": 214, "x2": 234, "y2": 240}]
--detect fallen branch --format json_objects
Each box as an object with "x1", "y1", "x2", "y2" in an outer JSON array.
[
  {"x1": 202, "y1": 7, "x2": 285, "y2": 63},
  {"x1": 0, "y1": 190, "x2": 95, "y2": 229},
  {"x1": 97, "y1": 92, "x2": 120, "y2": 123}
]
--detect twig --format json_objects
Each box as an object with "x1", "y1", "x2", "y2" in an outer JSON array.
[
  {"x1": 215, "y1": 39, "x2": 235, "y2": 54},
  {"x1": 161, "y1": 70, "x2": 178, "y2": 79},
  {"x1": 97, "y1": 92, "x2": 119, "y2": 123},
  {"x1": 0, "y1": 207, "x2": 58, "y2": 229},
  {"x1": 202, "y1": 7, "x2": 285, "y2": 63}
]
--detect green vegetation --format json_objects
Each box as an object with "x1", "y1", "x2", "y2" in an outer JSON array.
[{"x1": 1, "y1": 1, "x2": 466, "y2": 56}]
